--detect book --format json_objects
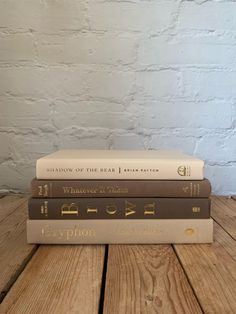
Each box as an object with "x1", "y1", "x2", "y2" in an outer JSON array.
[
  {"x1": 26, "y1": 219, "x2": 214, "y2": 244},
  {"x1": 31, "y1": 178, "x2": 211, "y2": 198},
  {"x1": 36, "y1": 149, "x2": 204, "y2": 180},
  {"x1": 28, "y1": 197, "x2": 211, "y2": 220}
]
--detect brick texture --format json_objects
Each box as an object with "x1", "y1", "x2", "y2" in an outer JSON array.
[{"x1": 0, "y1": 0, "x2": 235, "y2": 194}]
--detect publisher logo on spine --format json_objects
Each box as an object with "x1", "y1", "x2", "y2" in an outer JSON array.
[{"x1": 177, "y1": 165, "x2": 191, "y2": 177}]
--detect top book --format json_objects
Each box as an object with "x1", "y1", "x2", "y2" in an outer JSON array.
[{"x1": 36, "y1": 150, "x2": 204, "y2": 180}]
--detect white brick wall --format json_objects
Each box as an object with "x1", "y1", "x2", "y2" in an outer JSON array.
[{"x1": 0, "y1": 0, "x2": 235, "y2": 195}]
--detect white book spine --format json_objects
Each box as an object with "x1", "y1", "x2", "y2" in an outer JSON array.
[
  {"x1": 27, "y1": 219, "x2": 213, "y2": 244},
  {"x1": 36, "y1": 159, "x2": 204, "y2": 180}
]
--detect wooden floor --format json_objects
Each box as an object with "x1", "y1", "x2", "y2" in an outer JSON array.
[{"x1": 0, "y1": 195, "x2": 236, "y2": 314}]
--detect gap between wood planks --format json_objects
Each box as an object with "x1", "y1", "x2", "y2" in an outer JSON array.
[
  {"x1": 210, "y1": 218, "x2": 236, "y2": 242},
  {"x1": 0, "y1": 194, "x2": 38, "y2": 304},
  {"x1": 0, "y1": 246, "x2": 39, "y2": 303},
  {"x1": 98, "y1": 245, "x2": 109, "y2": 314},
  {"x1": 172, "y1": 244, "x2": 204, "y2": 313},
  {"x1": 99, "y1": 245, "x2": 204, "y2": 313}
]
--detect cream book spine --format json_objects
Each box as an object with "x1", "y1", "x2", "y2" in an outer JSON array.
[
  {"x1": 27, "y1": 219, "x2": 213, "y2": 244},
  {"x1": 36, "y1": 150, "x2": 204, "y2": 180}
]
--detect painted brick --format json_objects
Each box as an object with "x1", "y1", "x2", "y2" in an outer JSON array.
[
  {"x1": 111, "y1": 134, "x2": 145, "y2": 150},
  {"x1": 138, "y1": 37, "x2": 236, "y2": 66},
  {"x1": 0, "y1": 133, "x2": 13, "y2": 162},
  {"x1": 0, "y1": 67, "x2": 134, "y2": 100},
  {"x1": 53, "y1": 100, "x2": 125, "y2": 113},
  {"x1": 183, "y1": 70, "x2": 236, "y2": 100},
  {"x1": 11, "y1": 135, "x2": 55, "y2": 162},
  {"x1": 0, "y1": 0, "x2": 87, "y2": 32},
  {"x1": 195, "y1": 132, "x2": 236, "y2": 163},
  {"x1": 56, "y1": 136, "x2": 109, "y2": 150},
  {"x1": 37, "y1": 34, "x2": 137, "y2": 65},
  {"x1": 178, "y1": 2, "x2": 236, "y2": 31},
  {"x1": 135, "y1": 70, "x2": 181, "y2": 99},
  {"x1": 53, "y1": 111, "x2": 134, "y2": 130},
  {"x1": 87, "y1": 70, "x2": 135, "y2": 102},
  {"x1": 0, "y1": 98, "x2": 52, "y2": 128},
  {"x1": 149, "y1": 135, "x2": 196, "y2": 156},
  {"x1": 0, "y1": 34, "x2": 35, "y2": 63},
  {"x1": 205, "y1": 165, "x2": 236, "y2": 195},
  {"x1": 0, "y1": 162, "x2": 34, "y2": 192},
  {"x1": 89, "y1": 1, "x2": 177, "y2": 32},
  {"x1": 0, "y1": 67, "x2": 88, "y2": 97},
  {"x1": 172, "y1": 31, "x2": 236, "y2": 46},
  {"x1": 136, "y1": 101, "x2": 232, "y2": 129}
]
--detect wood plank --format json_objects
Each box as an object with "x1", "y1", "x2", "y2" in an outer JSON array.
[
  {"x1": 174, "y1": 222, "x2": 236, "y2": 314},
  {"x1": 103, "y1": 245, "x2": 202, "y2": 314},
  {"x1": 0, "y1": 197, "x2": 37, "y2": 302},
  {"x1": 0, "y1": 245, "x2": 105, "y2": 314},
  {"x1": 211, "y1": 196, "x2": 236, "y2": 240},
  {"x1": 232, "y1": 196, "x2": 236, "y2": 201},
  {"x1": 0, "y1": 195, "x2": 27, "y2": 222}
]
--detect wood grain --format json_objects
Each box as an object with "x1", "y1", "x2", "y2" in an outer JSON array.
[
  {"x1": 0, "y1": 195, "x2": 27, "y2": 223},
  {"x1": 211, "y1": 196, "x2": 236, "y2": 240},
  {"x1": 174, "y1": 222, "x2": 236, "y2": 314},
  {"x1": 103, "y1": 245, "x2": 202, "y2": 314},
  {"x1": 0, "y1": 196, "x2": 37, "y2": 302},
  {"x1": 0, "y1": 245, "x2": 105, "y2": 314}
]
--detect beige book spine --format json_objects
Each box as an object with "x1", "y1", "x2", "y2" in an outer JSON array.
[
  {"x1": 36, "y1": 159, "x2": 204, "y2": 180},
  {"x1": 27, "y1": 219, "x2": 213, "y2": 244}
]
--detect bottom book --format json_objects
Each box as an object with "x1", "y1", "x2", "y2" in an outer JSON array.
[{"x1": 27, "y1": 219, "x2": 213, "y2": 244}]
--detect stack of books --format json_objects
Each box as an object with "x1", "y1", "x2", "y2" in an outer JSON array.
[{"x1": 27, "y1": 150, "x2": 213, "y2": 244}]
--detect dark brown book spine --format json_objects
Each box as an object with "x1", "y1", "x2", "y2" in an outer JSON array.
[
  {"x1": 28, "y1": 198, "x2": 211, "y2": 219},
  {"x1": 31, "y1": 178, "x2": 211, "y2": 198}
]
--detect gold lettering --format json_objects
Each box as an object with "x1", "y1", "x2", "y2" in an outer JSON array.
[
  {"x1": 125, "y1": 200, "x2": 136, "y2": 216},
  {"x1": 63, "y1": 187, "x2": 72, "y2": 194},
  {"x1": 42, "y1": 226, "x2": 96, "y2": 239},
  {"x1": 106, "y1": 205, "x2": 117, "y2": 215},
  {"x1": 144, "y1": 202, "x2": 156, "y2": 215},
  {"x1": 87, "y1": 207, "x2": 98, "y2": 214},
  {"x1": 39, "y1": 185, "x2": 43, "y2": 196},
  {"x1": 192, "y1": 207, "x2": 201, "y2": 213},
  {"x1": 40, "y1": 201, "x2": 48, "y2": 217},
  {"x1": 67, "y1": 229, "x2": 74, "y2": 240},
  {"x1": 61, "y1": 203, "x2": 79, "y2": 216}
]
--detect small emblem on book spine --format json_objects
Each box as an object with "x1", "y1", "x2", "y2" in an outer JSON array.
[
  {"x1": 185, "y1": 228, "x2": 195, "y2": 236},
  {"x1": 38, "y1": 184, "x2": 49, "y2": 197},
  {"x1": 177, "y1": 165, "x2": 191, "y2": 177},
  {"x1": 40, "y1": 201, "x2": 48, "y2": 217},
  {"x1": 192, "y1": 207, "x2": 200, "y2": 213}
]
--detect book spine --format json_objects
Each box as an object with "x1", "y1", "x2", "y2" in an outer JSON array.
[
  {"x1": 28, "y1": 198, "x2": 211, "y2": 219},
  {"x1": 31, "y1": 178, "x2": 211, "y2": 198},
  {"x1": 36, "y1": 159, "x2": 204, "y2": 180},
  {"x1": 27, "y1": 219, "x2": 214, "y2": 244}
]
